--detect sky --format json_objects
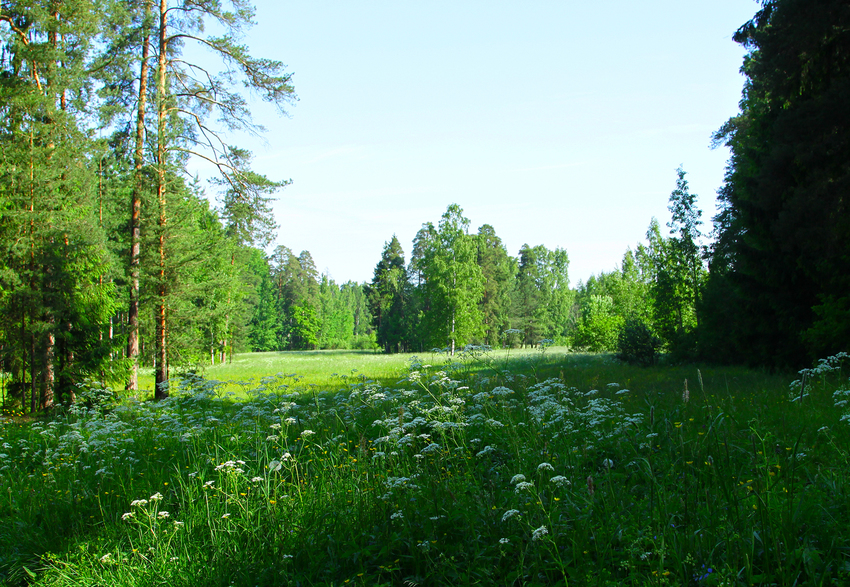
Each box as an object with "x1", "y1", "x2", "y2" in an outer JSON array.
[{"x1": 206, "y1": 0, "x2": 760, "y2": 286}]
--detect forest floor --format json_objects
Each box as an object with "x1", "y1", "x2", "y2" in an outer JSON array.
[{"x1": 2, "y1": 349, "x2": 850, "y2": 586}]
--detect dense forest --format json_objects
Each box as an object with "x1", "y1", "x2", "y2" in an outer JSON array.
[{"x1": 1, "y1": 0, "x2": 848, "y2": 412}]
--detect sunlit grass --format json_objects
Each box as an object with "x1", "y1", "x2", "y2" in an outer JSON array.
[
  {"x1": 3, "y1": 349, "x2": 850, "y2": 586},
  {"x1": 136, "y1": 346, "x2": 580, "y2": 397}
]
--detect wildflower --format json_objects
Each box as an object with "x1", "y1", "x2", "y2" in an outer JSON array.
[
  {"x1": 284, "y1": 417, "x2": 297, "y2": 426},
  {"x1": 514, "y1": 481, "x2": 534, "y2": 493},
  {"x1": 122, "y1": 512, "x2": 134, "y2": 521},
  {"x1": 221, "y1": 513, "x2": 231, "y2": 519},
  {"x1": 204, "y1": 480, "x2": 215, "y2": 487},
  {"x1": 550, "y1": 475, "x2": 570, "y2": 487},
  {"x1": 302, "y1": 430, "x2": 316, "y2": 437},
  {"x1": 501, "y1": 509, "x2": 520, "y2": 522},
  {"x1": 390, "y1": 511, "x2": 404, "y2": 521},
  {"x1": 173, "y1": 521, "x2": 184, "y2": 528},
  {"x1": 130, "y1": 499, "x2": 148, "y2": 507},
  {"x1": 100, "y1": 553, "x2": 113, "y2": 563},
  {"x1": 270, "y1": 423, "x2": 282, "y2": 430},
  {"x1": 499, "y1": 538, "x2": 510, "y2": 544},
  {"x1": 695, "y1": 565, "x2": 714, "y2": 582},
  {"x1": 531, "y1": 525, "x2": 548, "y2": 541},
  {"x1": 251, "y1": 476, "x2": 263, "y2": 483},
  {"x1": 476, "y1": 445, "x2": 496, "y2": 457},
  {"x1": 602, "y1": 458, "x2": 614, "y2": 469},
  {"x1": 149, "y1": 492, "x2": 163, "y2": 502},
  {"x1": 157, "y1": 511, "x2": 170, "y2": 519},
  {"x1": 537, "y1": 462, "x2": 554, "y2": 472},
  {"x1": 510, "y1": 474, "x2": 526, "y2": 484}
]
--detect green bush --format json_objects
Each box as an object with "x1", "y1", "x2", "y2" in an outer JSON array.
[{"x1": 616, "y1": 318, "x2": 661, "y2": 366}]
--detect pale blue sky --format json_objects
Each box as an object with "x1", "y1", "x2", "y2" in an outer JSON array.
[{"x1": 218, "y1": 0, "x2": 759, "y2": 285}]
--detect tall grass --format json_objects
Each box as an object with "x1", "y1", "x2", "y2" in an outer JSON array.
[{"x1": 2, "y1": 349, "x2": 849, "y2": 586}]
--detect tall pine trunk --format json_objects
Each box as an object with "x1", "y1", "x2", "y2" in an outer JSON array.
[
  {"x1": 128, "y1": 0, "x2": 151, "y2": 392},
  {"x1": 153, "y1": 0, "x2": 169, "y2": 399}
]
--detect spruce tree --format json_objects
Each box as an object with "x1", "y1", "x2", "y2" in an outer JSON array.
[{"x1": 708, "y1": 0, "x2": 850, "y2": 365}]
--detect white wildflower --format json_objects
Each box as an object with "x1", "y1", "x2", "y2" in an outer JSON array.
[
  {"x1": 501, "y1": 509, "x2": 520, "y2": 522},
  {"x1": 499, "y1": 537, "x2": 510, "y2": 544},
  {"x1": 476, "y1": 445, "x2": 496, "y2": 457},
  {"x1": 531, "y1": 525, "x2": 549, "y2": 541},
  {"x1": 157, "y1": 511, "x2": 170, "y2": 519},
  {"x1": 515, "y1": 481, "x2": 534, "y2": 493},
  {"x1": 550, "y1": 475, "x2": 570, "y2": 487},
  {"x1": 301, "y1": 430, "x2": 315, "y2": 437},
  {"x1": 510, "y1": 474, "x2": 526, "y2": 485},
  {"x1": 537, "y1": 462, "x2": 554, "y2": 472}
]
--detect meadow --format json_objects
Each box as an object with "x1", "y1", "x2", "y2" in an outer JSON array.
[{"x1": 2, "y1": 347, "x2": 850, "y2": 586}]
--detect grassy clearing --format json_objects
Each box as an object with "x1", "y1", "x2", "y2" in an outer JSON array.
[
  {"x1": 2, "y1": 349, "x2": 850, "y2": 586},
  {"x1": 135, "y1": 347, "x2": 579, "y2": 397}
]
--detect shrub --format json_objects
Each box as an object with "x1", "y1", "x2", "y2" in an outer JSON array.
[{"x1": 616, "y1": 318, "x2": 661, "y2": 366}]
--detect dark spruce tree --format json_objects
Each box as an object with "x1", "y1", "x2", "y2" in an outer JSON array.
[
  {"x1": 707, "y1": 0, "x2": 850, "y2": 366},
  {"x1": 366, "y1": 236, "x2": 409, "y2": 353}
]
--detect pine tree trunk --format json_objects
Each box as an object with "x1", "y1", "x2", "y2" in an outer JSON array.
[
  {"x1": 128, "y1": 0, "x2": 151, "y2": 392},
  {"x1": 29, "y1": 331, "x2": 37, "y2": 414},
  {"x1": 153, "y1": 0, "x2": 169, "y2": 399}
]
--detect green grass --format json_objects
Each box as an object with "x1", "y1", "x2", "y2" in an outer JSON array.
[
  {"x1": 3, "y1": 349, "x2": 850, "y2": 586},
  {"x1": 136, "y1": 346, "x2": 582, "y2": 397}
]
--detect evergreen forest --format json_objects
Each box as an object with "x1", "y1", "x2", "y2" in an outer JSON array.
[{"x1": 2, "y1": 0, "x2": 849, "y2": 415}]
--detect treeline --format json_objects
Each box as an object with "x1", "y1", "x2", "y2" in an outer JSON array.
[
  {"x1": 251, "y1": 247, "x2": 374, "y2": 352},
  {"x1": 0, "y1": 0, "x2": 320, "y2": 409},
  {"x1": 553, "y1": 0, "x2": 850, "y2": 369},
  {"x1": 366, "y1": 205, "x2": 573, "y2": 354},
  {"x1": 569, "y1": 168, "x2": 705, "y2": 362},
  {"x1": 0, "y1": 0, "x2": 380, "y2": 411},
  {"x1": 367, "y1": 179, "x2": 703, "y2": 361}
]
